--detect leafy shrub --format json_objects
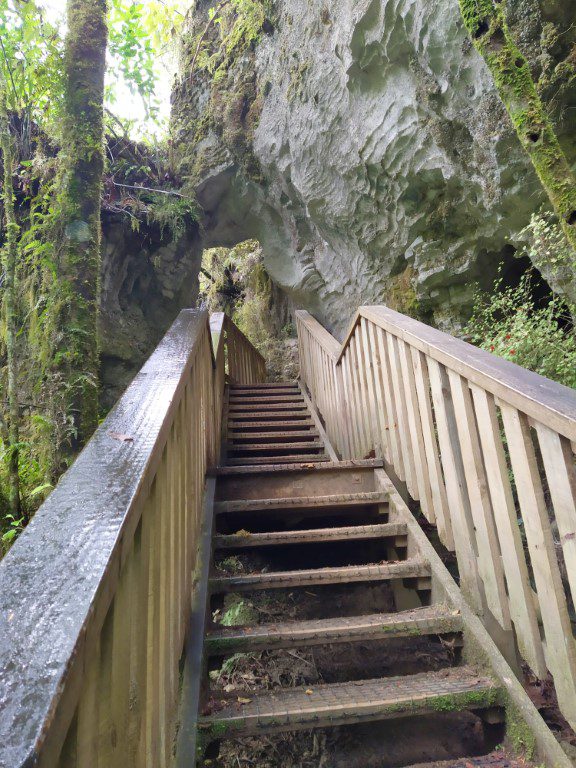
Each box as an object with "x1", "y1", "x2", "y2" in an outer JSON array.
[
  {"x1": 519, "y1": 211, "x2": 576, "y2": 316},
  {"x1": 465, "y1": 271, "x2": 576, "y2": 389}
]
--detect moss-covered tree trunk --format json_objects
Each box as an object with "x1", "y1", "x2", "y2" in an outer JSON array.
[
  {"x1": 53, "y1": 0, "x2": 107, "y2": 465},
  {"x1": 457, "y1": 0, "x2": 576, "y2": 251},
  {"x1": 0, "y1": 74, "x2": 21, "y2": 518}
]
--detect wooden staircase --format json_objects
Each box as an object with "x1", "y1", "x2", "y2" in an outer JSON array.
[
  {"x1": 197, "y1": 383, "x2": 507, "y2": 764},
  {"x1": 224, "y1": 382, "x2": 329, "y2": 465}
]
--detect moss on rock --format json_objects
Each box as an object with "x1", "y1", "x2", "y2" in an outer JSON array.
[{"x1": 457, "y1": 0, "x2": 576, "y2": 252}]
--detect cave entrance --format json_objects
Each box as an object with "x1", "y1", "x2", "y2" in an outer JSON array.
[{"x1": 198, "y1": 239, "x2": 299, "y2": 381}]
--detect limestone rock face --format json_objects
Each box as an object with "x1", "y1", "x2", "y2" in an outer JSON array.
[
  {"x1": 99, "y1": 214, "x2": 201, "y2": 408},
  {"x1": 173, "y1": 0, "x2": 575, "y2": 335}
]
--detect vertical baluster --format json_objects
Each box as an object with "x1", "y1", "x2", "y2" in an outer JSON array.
[
  {"x1": 410, "y1": 348, "x2": 453, "y2": 547},
  {"x1": 353, "y1": 326, "x2": 373, "y2": 455},
  {"x1": 471, "y1": 387, "x2": 546, "y2": 676},
  {"x1": 76, "y1": 634, "x2": 100, "y2": 767},
  {"x1": 349, "y1": 329, "x2": 368, "y2": 456},
  {"x1": 110, "y1": 544, "x2": 137, "y2": 767},
  {"x1": 427, "y1": 359, "x2": 483, "y2": 613},
  {"x1": 348, "y1": 339, "x2": 366, "y2": 456},
  {"x1": 448, "y1": 372, "x2": 511, "y2": 630},
  {"x1": 501, "y1": 405, "x2": 576, "y2": 728},
  {"x1": 341, "y1": 352, "x2": 360, "y2": 458},
  {"x1": 359, "y1": 317, "x2": 380, "y2": 457},
  {"x1": 397, "y1": 339, "x2": 434, "y2": 517},
  {"x1": 534, "y1": 423, "x2": 576, "y2": 610},
  {"x1": 96, "y1": 605, "x2": 115, "y2": 766},
  {"x1": 366, "y1": 320, "x2": 392, "y2": 465},
  {"x1": 132, "y1": 507, "x2": 151, "y2": 764},
  {"x1": 145, "y1": 478, "x2": 161, "y2": 766},
  {"x1": 175, "y1": 403, "x2": 185, "y2": 651},
  {"x1": 376, "y1": 327, "x2": 404, "y2": 479},
  {"x1": 335, "y1": 362, "x2": 352, "y2": 459},
  {"x1": 157, "y1": 455, "x2": 170, "y2": 766},
  {"x1": 386, "y1": 334, "x2": 417, "y2": 495}
]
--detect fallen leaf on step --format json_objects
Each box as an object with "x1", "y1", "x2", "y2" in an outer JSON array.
[
  {"x1": 109, "y1": 431, "x2": 134, "y2": 443},
  {"x1": 237, "y1": 697, "x2": 252, "y2": 704},
  {"x1": 305, "y1": 689, "x2": 314, "y2": 695}
]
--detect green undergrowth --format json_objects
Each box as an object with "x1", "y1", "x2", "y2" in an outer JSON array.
[
  {"x1": 199, "y1": 239, "x2": 299, "y2": 380},
  {"x1": 465, "y1": 268, "x2": 576, "y2": 388},
  {"x1": 216, "y1": 593, "x2": 258, "y2": 627}
]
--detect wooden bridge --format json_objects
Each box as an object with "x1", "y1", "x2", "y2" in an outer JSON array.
[{"x1": 0, "y1": 306, "x2": 575, "y2": 767}]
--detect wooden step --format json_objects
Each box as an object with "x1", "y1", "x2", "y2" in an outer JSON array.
[
  {"x1": 228, "y1": 389, "x2": 300, "y2": 398},
  {"x1": 199, "y1": 668, "x2": 500, "y2": 740},
  {"x1": 206, "y1": 605, "x2": 463, "y2": 653},
  {"x1": 227, "y1": 410, "x2": 312, "y2": 421},
  {"x1": 229, "y1": 395, "x2": 305, "y2": 405},
  {"x1": 214, "y1": 522, "x2": 405, "y2": 549},
  {"x1": 214, "y1": 491, "x2": 388, "y2": 515},
  {"x1": 226, "y1": 441, "x2": 324, "y2": 454},
  {"x1": 227, "y1": 430, "x2": 320, "y2": 443},
  {"x1": 228, "y1": 403, "x2": 309, "y2": 413},
  {"x1": 225, "y1": 455, "x2": 330, "y2": 466},
  {"x1": 229, "y1": 382, "x2": 298, "y2": 390},
  {"x1": 213, "y1": 459, "x2": 384, "y2": 476},
  {"x1": 227, "y1": 419, "x2": 316, "y2": 431},
  {"x1": 210, "y1": 558, "x2": 430, "y2": 592}
]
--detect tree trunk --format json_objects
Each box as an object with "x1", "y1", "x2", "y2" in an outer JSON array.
[
  {"x1": 457, "y1": 0, "x2": 576, "y2": 252},
  {"x1": 54, "y1": 0, "x2": 107, "y2": 465},
  {"x1": 0, "y1": 74, "x2": 21, "y2": 519}
]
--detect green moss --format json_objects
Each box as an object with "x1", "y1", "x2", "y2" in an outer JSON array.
[
  {"x1": 287, "y1": 59, "x2": 310, "y2": 102},
  {"x1": 506, "y1": 704, "x2": 537, "y2": 759},
  {"x1": 457, "y1": 0, "x2": 576, "y2": 251},
  {"x1": 386, "y1": 267, "x2": 420, "y2": 318},
  {"x1": 428, "y1": 687, "x2": 501, "y2": 712}
]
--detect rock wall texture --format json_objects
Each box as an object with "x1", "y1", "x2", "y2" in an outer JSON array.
[
  {"x1": 99, "y1": 214, "x2": 201, "y2": 408},
  {"x1": 172, "y1": 0, "x2": 576, "y2": 335}
]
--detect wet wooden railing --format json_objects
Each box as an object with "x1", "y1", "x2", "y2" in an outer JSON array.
[
  {"x1": 297, "y1": 306, "x2": 576, "y2": 730},
  {"x1": 0, "y1": 309, "x2": 265, "y2": 768}
]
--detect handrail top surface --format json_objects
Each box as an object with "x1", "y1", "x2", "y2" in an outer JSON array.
[
  {"x1": 0, "y1": 308, "x2": 210, "y2": 767},
  {"x1": 295, "y1": 310, "x2": 341, "y2": 360},
  {"x1": 302, "y1": 305, "x2": 576, "y2": 440}
]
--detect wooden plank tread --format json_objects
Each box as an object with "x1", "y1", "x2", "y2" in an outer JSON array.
[
  {"x1": 227, "y1": 411, "x2": 312, "y2": 421},
  {"x1": 228, "y1": 403, "x2": 309, "y2": 412},
  {"x1": 225, "y1": 455, "x2": 330, "y2": 466},
  {"x1": 228, "y1": 390, "x2": 300, "y2": 398},
  {"x1": 230, "y1": 382, "x2": 298, "y2": 390},
  {"x1": 226, "y1": 441, "x2": 324, "y2": 453},
  {"x1": 214, "y1": 491, "x2": 389, "y2": 514},
  {"x1": 199, "y1": 668, "x2": 500, "y2": 738},
  {"x1": 227, "y1": 430, "x2": 320, "y2": 442},
  {"x1": 212, "y1": 460, "x2": 384, "y2": 476},
  {"x1": 227, "y1": 420, "x2": 316, "y2": 430},
  {"x1": 214, "y1": 522, "x2": 405, "y2": 549},
  {"x1": 206, "y1": 605, "x2": 463, "y2": 653},
  {"x1": 229, "y1": 395, "x2": 305, "y2": 404},
  {"x1": 210, "y1": 558, "x2": 430, "y2": 592}
]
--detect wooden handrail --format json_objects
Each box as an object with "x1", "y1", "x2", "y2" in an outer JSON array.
[
  {"x1": 342, "y1": 306, "x2": 576, "y2": 441},
  {"x1": 223, "y1": 315, "x2": 267, "y2": 385},
  {"x1": 297, "y1": 306, "x2": 576, "y2": 731},
  {"x1": 0, "y1": 309, "x2": 265, "y2": 768}
]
